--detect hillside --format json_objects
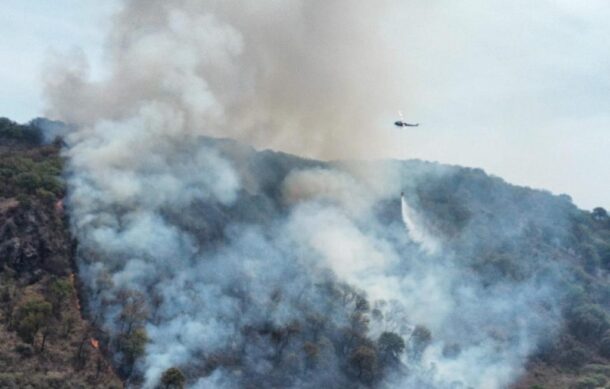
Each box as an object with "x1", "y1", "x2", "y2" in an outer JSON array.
[
  {"x1": 401, "y1": 162, "x2": 610, "y2": 388},
  {"x1": 0, "y1": 118, "x2": 122, "y2": 388},
  {"x1": 192, "y1": 137, "x2": 610, "y2": 389},
  {"x1": 1, "y1": 117, "x2": 609, "y2": 388}
]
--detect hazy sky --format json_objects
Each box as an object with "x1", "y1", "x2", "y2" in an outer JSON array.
[{"x1": 1, "y1": 1, "x2": 608, "y2": 210}]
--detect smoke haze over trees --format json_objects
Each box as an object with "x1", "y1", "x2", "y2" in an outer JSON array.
[{"x1": 0, "y1": 1, "x2": 601, "y2": 388}]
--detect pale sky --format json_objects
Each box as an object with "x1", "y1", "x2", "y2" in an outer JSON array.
[
  {"x1": 0, "y1": 1, "x2": 118, "y2": 120},
  {"x1": 0, "y1": 1, "x2": 608, "y2": 210}
]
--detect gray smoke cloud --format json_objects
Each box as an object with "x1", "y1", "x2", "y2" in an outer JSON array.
[
  {"x1": 44, "y1": 1, "x2": 569, "y2": 388},
  {"x1": 45, "y1": 0, "x2": 407, "y2": 160}
]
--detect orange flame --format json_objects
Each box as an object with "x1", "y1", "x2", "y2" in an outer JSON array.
[{"x1": 90, "y1": 338, "x2": 100, "y2": 349}]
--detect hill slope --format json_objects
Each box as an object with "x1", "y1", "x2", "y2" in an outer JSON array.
[
  {"x1": 0, "y1": 118, "x2": 122, "y2": 388},
  {"x1": 1, "y1": 117, "x2": 610, "y2": 388}
]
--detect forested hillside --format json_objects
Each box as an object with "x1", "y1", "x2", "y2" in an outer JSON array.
[
  {"x1": 402, "y1": 161, "x2": 610, "y2": 388},
  {"x1": 0, "y1": 117, "x2": 609, "y2": 388},
  {"x1": 0, "y1": 118, "x2": 121, "y2": 388}
]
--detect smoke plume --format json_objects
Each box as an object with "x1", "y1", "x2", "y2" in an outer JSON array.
[
  {"x1": 44, "y1": 1, "x2": 570, "y2": 388},
  {"x1": 45, "y1": 0, "x2": 407, "y2": 160}
]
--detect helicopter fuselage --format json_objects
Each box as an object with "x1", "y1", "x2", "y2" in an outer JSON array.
[{"x1": 394, "y1": 121, "x2": 419, "y2": 127}]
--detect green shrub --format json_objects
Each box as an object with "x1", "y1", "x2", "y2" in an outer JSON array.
[
  {"x1": 349, "y1": 346, "x2": 377, "y2": 382},
  {"x1": 0, "y1": 118, "x2": 42, "y2": 144},
  {"x1": 117, "y1": 327, "x2": 148, "y2": 376},
  {"x1": 160, "y1": 367, "x2": 186, "y2": 389},
  {"x1": 572, "y1": 374, "x2": 607, "y2": 389},
  {"x1": 0, "y1": 147, "x2": 64, "y2": 199},
  {"x1": 378, "y1": 332, "x2": 405, "y2": 359},
  {"x1": 0, "y1": 372, "x2": 21, "y2": 389},
  {"x1": 558, "y1": 344, "x2": 589, "y2": 369},
  {"x1": 15, "y1": 299, "x2": 52, "y2": 345},
  {"x1": 48, "y1": 277, "x2": 72, "y2": 318},
  {"x1": 567, "y1": 304, "x2": 610, "y2": 343},
  {"x1": 408, "y1": 325, "x2": 432, "y2": 362}
]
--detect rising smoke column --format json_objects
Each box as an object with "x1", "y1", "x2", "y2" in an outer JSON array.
[
  {"x1": 45, "y1": 1, "x2": 409, "y2": 386},
  {"x1": 45, "y1": 1, "x2": 568, "y2": 388},
  {"x1": 45, "y1": 0, "x2": 407, "y2": 160}
]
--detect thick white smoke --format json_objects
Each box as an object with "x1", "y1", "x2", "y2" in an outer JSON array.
[
  {"x1": 44, "y1": 1, "x2": 566, "y2": 388},
  {"x1": 282, "y1": 167, "x2": 563, "y2": 388}
]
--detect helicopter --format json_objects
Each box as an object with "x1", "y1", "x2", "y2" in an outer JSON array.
[{"x1": 394, "y1": 111, "x2": 419, "y2": 127}]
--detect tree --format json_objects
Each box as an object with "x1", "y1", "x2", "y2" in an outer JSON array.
[
  {"x1": 15, "y1": 299, "x2": 52, "y2": 347},
  {"x1": 303, "y1": 341, "x2": 320, "y2": 368},
  {"x1": 378, "y1": 332, "x2": 405, "y2": 356},
  {"x1": 558, "y1": 342, "x2": 589, "y2": 369},
  {"x1": 568, "y1": 304, "x2": 610, "y2": 343},
  {"x1": 592, "y1": 207, "x2": 608, "y2": 221},
  {"x1": 117, "y1": 290, "x2": 148, "y2": 335},
  {"x1": 75, "y1": 327, "x2": 94, "y2": 370},
  {"x1": 1, "y1": 283, "x2": 20, "y2": 328},
  {"x1": 378, "y1": 332, "x2": 405, "y2": 359},
  {"x1": 160, "y1": 367, "x2": 186, "y2": 389},
  {"x1": 113, "y1": 290, "x2": 149, "y2": 377},
  {"x1": 117, "y1": 327, "x2": 148, "y2": 377},
  {"x1": 40, "y1": 319, "x2": 58, "y2": 352},
  {"x1": 48, "y1": 277, "x2": 72, "y2": 318},
  {"x1": 0, "y1": 118, "x2": 42, "y2": 144},
  {"x1": 351, "y1": 312, "x2": 370, "y2": 333},
  {"x1": 349, "y1": 346, "x2": 378, "y2": 382},
  {"x1": 15, "y1": 172, "x2": 42, "y2": 193},
  {"x1": 408, "y1": 325, "x2": 432, "y2": 362}
]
